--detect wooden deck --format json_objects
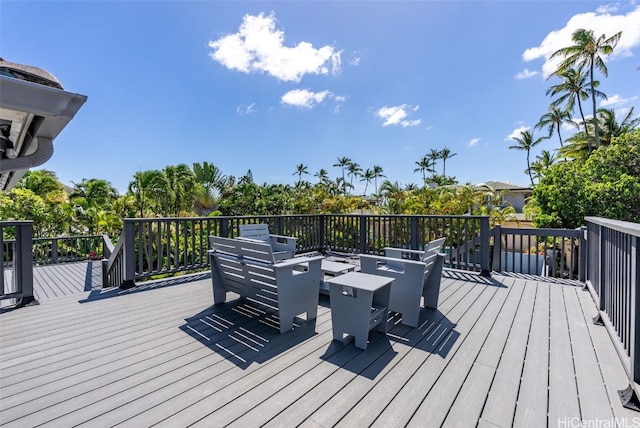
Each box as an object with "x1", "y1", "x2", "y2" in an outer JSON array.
[
  {"x1": 2, "y1": 261, "x2": 102, "y2": 308},
  {"x1": 1, "y1": 269, "x2": 637, "y2": 427}
]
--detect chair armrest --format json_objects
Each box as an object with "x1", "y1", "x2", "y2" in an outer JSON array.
[
  {"x1": 360, "y1": 254, "x2": 425, "y2": 277},
  {"x1": 270, "y1": 233, "x2": 297, "y2": 242},
  {"x1": 360, "y1": 254, "x2": 425, "y2": 266},
  {"x1": 273, "y1": 255, "x2": 323, "y2": 269},
  {"x1": 383, "y1": 247, "x2": 425, "y2": 260}
]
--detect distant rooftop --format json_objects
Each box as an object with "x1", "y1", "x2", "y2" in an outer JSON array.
[{"x1": 0, "y1": 57, "x2": 63, "y2": 90}]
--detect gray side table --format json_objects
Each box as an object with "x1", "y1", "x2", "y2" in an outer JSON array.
[
  {"x1": 319, "y1": 260, "x2": 357, "y2": 295},
  {"x1": 327, "y1": 272, "x2": 393, "y2": 350}
]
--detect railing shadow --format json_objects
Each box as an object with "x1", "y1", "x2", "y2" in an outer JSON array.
[
  {"x1": 178, "y1": 298, "x2": 319, "y2": 369},
  {"x1": 442, "y1": 269, "x2": 508, "y2": 288},
  {"x1": 78, "y1": 271, "x2": 211, "y2": 303}
]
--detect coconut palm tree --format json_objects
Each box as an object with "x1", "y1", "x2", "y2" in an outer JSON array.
[
  {"x1": 559, "y1": 107, "x2": 640, "y2": 160},
  {"x1": 440, "y1": 147, "x2": 457, "y2": 176},
  {"x1": 535, "y1": 106, "x2": 575, "y2": 149},
  {"x1": 292, "y1": 163, "x2": 309, "y2": 185},
  {"x1": 314, "y1": 168, "x2": 330, "y2": 184},
  {"x1": 333, "y1": 156, "x2": 352, "y2": 185},
  {"x1": 346, "y1": 161, "x2": 362, "y2": 191},
  {"x1": 551, "y1": 28, "x2": 622, "y2": 149},
  {"x1": 528, "y1": 150, "x2": 557, "y2": 183},
  {"x1": 595, "y1": 106, "x2": 640, "y2": 146},
  {"x1": 508, "y1": 130, "x2": 547, "y2": 186},
  {"x1": 372, "y1": 165, "x2": 385, "y2": 195},
  {"x1": 546, "y1": 68, "x2": 604, "y2": 152},
  {"x1": 413, "y1": 155, "x2": 434, "y2": 186},
  {"x1": 16, "y1": 169, "x2": 65, "y2": 196},
  {"x1": 360, "y1": 168, "x2": 376, "y2": 195},
  {"x1": 429, "y1": 149, "x2": 440, "y2": 178}
]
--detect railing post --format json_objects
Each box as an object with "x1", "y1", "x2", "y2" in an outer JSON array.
[
  {"x1": 122, "y1": 219, "x2": 136, "y2": 289},
  {"x1": 359, "y1": 215, "x2": 367, "y2": 254},
  {"x1": 598, "y1": 223, "x2": 606, "y2": 312},
  {"x1": 492, "y1": 225, "x2": 501, "y2": 272},
  {"x1": 631, "y1": 235, "x2": 640, "y2": 385},
  {"x1": 51, "y1": 238, "x2": 58, "y2": 264},
  {"x1": 319, "y1": 214, "x2": 325, "y2": 252},
  {"x1": 0, "y1": 230, "x2": 4, "y2": 296},
  {"x1": 410, "y1": 216, "x2": 419, "y2": 250},
  {"x1": 220, "y1": 218, "x2": 229, "y2": 238},
  {"x1": 15, "y1": 222, "x2": 36, "y2": 306},
  {"x1": 480, "y1": 216, "x2": 491, "y2": 277},
  {"x1": 579, "y1": 226, "x2": 587, "y2": 282}
]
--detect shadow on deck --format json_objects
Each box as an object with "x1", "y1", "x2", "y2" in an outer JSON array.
[{"x1": 1, "y1": 269, "x2": 637, "y2": 427}]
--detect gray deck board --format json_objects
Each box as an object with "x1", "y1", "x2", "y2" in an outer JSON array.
[
  {"x1": 547, "y1": 282, "x2": 581, "y2": 424},
  {"x1": 442, "y1": 277, "x2": 522, "y2": 427},
  {"x1": 565, "y1": 285, "x2": 615, "y2": 421},
  {"x1": 0, "y1": 269, "x2": 635, "y2": 428},
  {"x1": 512, "y1": 280, "x2": 550, "y2": 427},
  {"x1": 478, "y1": 279, "x2": 538, "y2": 427},
  {"x1": 2, "y1": 261, "x2": 101, "y2": 307}
]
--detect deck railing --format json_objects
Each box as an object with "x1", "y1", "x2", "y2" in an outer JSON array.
[
  {"x1": 491, "y1": 225, "x2": 584, "y2": 280},
  {"x1": 0, "y1": 221, "x2": 36, "y2": 306},
  {"x1": 2, "y1": 234, "x2": 105, "y2": 266},
  {"x1": 584, "y1": 216, "x2": 640, "y2": 409},
  {"x1": 112, "y1": 214, "x2": 492, "y2": 287}
]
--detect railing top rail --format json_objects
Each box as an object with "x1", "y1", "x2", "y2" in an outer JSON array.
[
  {"x1": 0, "y1": 221, "x2": 34, "y2": 227},
  {"x1": 122, "y1": 214, "x2": 491, "y2": 223},
  {"x1": 585, "y1": 216, "x2": 640, "y2": 238},
  {"x1": 497, "y1": 227, "x2": 582, "y2": 237},
  {"x1": 32, "y1": 234, "x2": 104, "y2": 240}
]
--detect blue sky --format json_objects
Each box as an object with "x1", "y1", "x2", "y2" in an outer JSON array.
[{"x1": 2, "y1": 1, "x2": 639, "y2": 194}]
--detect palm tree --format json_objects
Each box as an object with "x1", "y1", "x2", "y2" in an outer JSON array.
[
  {"x1": 346, "y1": 161, "x2": 362, "y2": 191},
  {"x1": 293, "y1": 163, "x2": 309, "y2": 185},
  {"x1": 508, "y1": 130, "x2": 547, "y2": 186},
  {"x1": 413, "y1": 155, "x2": 434, "y2": 186},
  {"x1": 595, "y1": 106, "x2": 640, "y2": 146},
  {"x1": 429, "y1": 149, "x2": 440, "y2": 178},
  {"x1": 314, "y1": 168, "x2": 329, "y2": 184},
  {"x1": 440, "y1": 147, "x2": 457, "y2": 176},
  {"x1": 559, "y1": 107, "x2": 640, "y2": 160},
  {"x1": 193, "y1": 162, "x2": 226, "y2": 196},
  {"x1": 546, "y1": 68, "x2": 603, "y2": 151},
  {"x1": 372, "y1": 165, "x2": 385, "y2": 195},
  {"x1": 71, "y1": 178, "x2": 118, "y2": 208},
  {"x1": 163, "y1": 164, "x2": 196, "y2": 215},
  {"x1": 128, "y1": 170, "x2": 167, "y2": 217},
  {"x1": 333, "y1": 156, "x2": 352, "y2": 185},
  {"x1": 16, "y1": 169, "x2": 65, "y2": 196},
  {"x1": 528, "y1": 150, "x2": 557, "y2": 183},
  {"x1": 551, "y1": 28, "x2": 622, "y2": 149},
  {"x1": 360, "y1": 168, "x2": 376, "y2": 195},
  {"x1": 535, "y1": 106, "x2": 574, "y2": 149}
]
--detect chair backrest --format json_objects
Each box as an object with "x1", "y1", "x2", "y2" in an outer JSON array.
[
  {"x1": 422, "y1": 252, "x2": 439, "y2": 284},
  {"x1": 238, "y1": 223, "x2": 270, "y2": 242},
  {"x1": 210, "y1": 235, "x2": 276, "y2": 265},
  {"x1": 423, "y1": 237, "x2": 446, "y2": 260}
]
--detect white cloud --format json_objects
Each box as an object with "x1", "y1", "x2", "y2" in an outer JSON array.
[
  {"x1": 514, "y1": 69, "x2": 540, "y2": 79},
  {"x1": 236, "y1": 103, "x2": 256, "y2": 115},
  {"x1": 350, "y1": 52, "x2": 362, "y2": 66},
  {"x1": 376, "y1": 104, "x2": 421, "y2": 127},
  {"x1": 506, "y1": 126, "x2": 530, "y2": 141},
  {"x1": 467, "y1": 138, "x2": 481, "y2": 148},
  {"x1": 281, "y1": 89, "x2": 331, "y2": 108},
  {"x1": 209, "y1": 12, "x2": 342, "y2": 82},
  {"x1": 522, "y1": 6, "x2": 640, "y2": 77},
  {"x1": 601, "y1": 94, "x2": 638, "y2": 107}
]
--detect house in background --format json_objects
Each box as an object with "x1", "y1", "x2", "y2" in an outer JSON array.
[
  {"x1": 474, "y1": 181, "x2": 532, "y2": 213},
  {"x1": 0, "y1": 58, "x2": 86, "y2": 191}
]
